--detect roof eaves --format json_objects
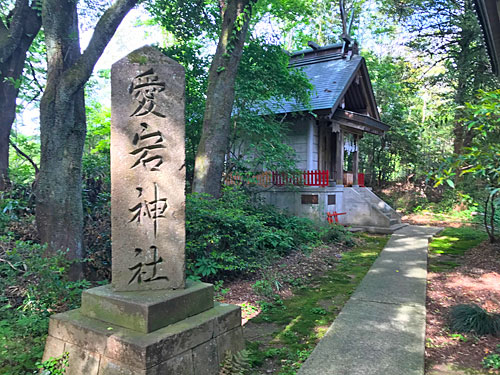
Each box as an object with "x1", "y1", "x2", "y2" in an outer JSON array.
[
  {"x1": 328, "y1": 57, "x2": 363, "y2": 117},
  {"x1": 474, "y1": 0, "x2": 500, "y2": 76},
  {"x1": 333, "y1": 109, "x2": 390, "y2": 134}
]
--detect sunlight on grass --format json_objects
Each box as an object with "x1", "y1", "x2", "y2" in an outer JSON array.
[
  {"x1": 246, "y1": 234, "x2": 389, "y2": 375},
  {"x1": 428, "y1": 227, "x2": 487, "y2": 273}
]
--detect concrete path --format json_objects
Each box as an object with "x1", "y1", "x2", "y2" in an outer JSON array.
[{"x1": 298, "y1": 225, "x2": 443, "y2": 375}]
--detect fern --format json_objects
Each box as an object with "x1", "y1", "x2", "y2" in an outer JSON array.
[{"x1": 219, "y1": 350, "x2": 250, "y2": 375}]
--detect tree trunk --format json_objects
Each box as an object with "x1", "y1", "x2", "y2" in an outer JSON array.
[
  {"x1": 192, "y1": 0, "x2": 254, "y2": 198},
  {"x1": 36, "y1": 0, "x2": 137, "y2": 280},
  {"x1": 0, "y1": 0, "x2": 42, "y2": 190}
]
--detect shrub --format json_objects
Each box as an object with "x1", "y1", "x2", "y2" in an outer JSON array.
[
  {"x1": 483, "y1": 345, "x2": 500, "y2": 370},
  {"x1": 186, "y1": 188, "x2": 321, "y2": 280},
  {"x1": 0, "y1": 238, "x2": 89, "y2": 373},
  {"x1": 449, "y1": 304, "x2": 500, "y2": 336},
  {"x1": 321, "y1": 225, "x2": 354, "y2": 246}
]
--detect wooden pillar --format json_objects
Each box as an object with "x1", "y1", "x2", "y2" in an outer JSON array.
[
  {"x1": 353, "y1": 134, "x2": 359, "y2": 186},
  {"x1": 306, "y1": 119, "x2": 315, "y2": 170},
  {"x1": 335, "y1": 130, "x2": 344, "y2": 185}
]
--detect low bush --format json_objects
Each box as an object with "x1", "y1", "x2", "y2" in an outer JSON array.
[
  {"x1": 186, "y1": 188, "x2": 322, "y2": 280},
  {"x1": 449, "y1": 304, "x2": 500, "y2": 336},
  {"x1": 483, "y1": 345, "x2": 500, "y2": 370},
  {"x1": 0, "y1": 238, "x2": 90, "y2": 374},
  {"x1": 320, "y1": 224, "x2": 354, "y2": 246}
]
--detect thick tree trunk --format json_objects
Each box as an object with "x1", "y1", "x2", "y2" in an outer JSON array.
[
  {"x1": 192, "y1": 0, "x2": 254, "y2": 198},
  {"x1": 36, "y1": 0, "x2": 137, "y2": 280},
  {"x1": 0, "y1": 0, "x2": 42, "y2": 190},
  {"x1": 37, "y1": 0, "x2": 86, "y2": 279},
  {"x1": 0, "y1": 83, "x2": 16, "y2": 190}
]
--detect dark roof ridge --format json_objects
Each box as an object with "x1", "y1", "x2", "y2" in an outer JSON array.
[
  {"x1": 291, "y1": 43, "x2": 344, "y2": 57},
  {"x1": 290, "y1": 53, "x2": 344, "y2": 68}
]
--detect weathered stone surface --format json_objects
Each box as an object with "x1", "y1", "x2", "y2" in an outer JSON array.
[
  {"x1": 48, "y1": 309, "x2": 112, "y2": 354},
  {"x1": 111, "y1": 46, "x2": 186, "y2": 291},
  {"x1": 214, "y1": 303, "x2": 241, "y2": 336},
  {"x1": 42, "y1": 336, "x2": 66, "y2": 361},
  {"x1": 99, "y1": 357, "x2": 144, "y2": 375},
  {"x1": 42, "y1": 46, "x2": 244, "y2": 375},
  {"x1": 216, "y1": 326, "x2": 245, "y2": 361},
  {"x1": 81, "y1": 281, "x2": 214, "y2": 333},
  {"x1": 99, "y1": 351, "x2": 196, "y2": 375},
  {"x1": 156, "y1": 350, "x2": 195, "y2": 375},
  {"x1": 46, "y1": 303, "x2": 240, "y2": 370},
  {"x1": 65, "y1": 342, "x2": 101, "y2": 375},
  {"x1": 193, "y1": 339, "x2": 219, "y2": 375}
]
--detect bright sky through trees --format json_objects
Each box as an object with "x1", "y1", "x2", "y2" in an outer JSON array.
[{"x1": 15, "y1": 5, "x2": 163, "y2": 136}]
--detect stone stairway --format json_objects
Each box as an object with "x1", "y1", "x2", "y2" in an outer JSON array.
[
  {"x1": 343, "y1": 187, "x2": 407, "y2": 233},
  {"x1": 357, "y1": 188, "x2": 402, "y2": 224}
]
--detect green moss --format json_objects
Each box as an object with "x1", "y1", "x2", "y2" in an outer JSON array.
[
  {"x1": 428, "y1": 227, "x2": 487, "y2": 272},
  {"x1": 128, "y1": 53, "x2": 149, "y2": 65},
  {"x1": 247, "y1": 234, "x2": 389, "y2": 375}
]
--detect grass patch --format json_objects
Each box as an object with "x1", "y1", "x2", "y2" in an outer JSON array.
[
  {"x1": 428, "y1": 227, "x2": 487, "y2": 273},
  {"x1": 246, "y1": 234, "x2": 389, "y2": 375}
]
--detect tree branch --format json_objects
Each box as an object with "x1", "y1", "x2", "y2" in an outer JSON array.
[
  {"x1": 0, "y1": 0, "x2": 30, "y2": 62},
  {"x1": 9, "y1": 139, "x2": 39, "y2": 175},
  {"x1": 61, "y1": 0, "x2": 138, "y2": 96}
]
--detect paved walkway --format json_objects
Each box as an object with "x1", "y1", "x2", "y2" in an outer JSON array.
[{"x1": 298, "y1": 225, "x2": 443, "y2": 375}]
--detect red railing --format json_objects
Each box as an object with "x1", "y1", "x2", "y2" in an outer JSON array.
[
  {"x1": 226, "y1": 170, "x2": 329, "y2": 187},
  {"x1": 272, "y1": 170, "x2": 329, "y2": 187}
]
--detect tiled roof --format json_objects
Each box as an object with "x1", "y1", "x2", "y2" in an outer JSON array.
[{"x1": 262, "y1": 54, "x2": 363, "y2": 115}]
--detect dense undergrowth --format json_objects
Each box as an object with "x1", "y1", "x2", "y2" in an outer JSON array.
[{"x1": 186, "y1": 188, "x2": 324, "y2": 281}]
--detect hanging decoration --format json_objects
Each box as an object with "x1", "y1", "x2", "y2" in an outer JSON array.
[{"x1": 344, "y1": 133, "x2": 358, "y2": 155}]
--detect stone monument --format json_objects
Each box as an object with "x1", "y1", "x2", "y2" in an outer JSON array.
[{"x1": 42, "y1": 46, "x2": 244, "y2": 374}]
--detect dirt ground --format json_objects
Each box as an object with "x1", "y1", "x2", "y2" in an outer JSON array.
[
  {"x1": 220, "y1": 242, "x2": 348, "y2": 323},
  {"x1": 401, "y1": 213, "x2": 500, "y2": 374}
]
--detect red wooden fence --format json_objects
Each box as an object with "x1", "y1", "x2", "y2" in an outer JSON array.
[
  {"x1": 226, "y1": 170, "x2": 329, "y2": 187},
  {"x1": 272, "y1": 170, "x2": 329, "y2": 187}
]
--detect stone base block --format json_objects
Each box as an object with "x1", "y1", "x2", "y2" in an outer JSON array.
[
  {"x1": 42, "y1": 302, "x2": 244, "y2": 375},
  {"x1": 81, "y1": 281, "x2": 214, "y2": 333}
]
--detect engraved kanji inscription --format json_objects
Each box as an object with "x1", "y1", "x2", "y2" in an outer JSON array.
[
  {"x1": 128, "y1": 246, "x2": 169, "y2": 285},
  {"x1": 130, "y1": 122, "x2": 165, "y2": 171},
  {"x1": 129, "y1": 183, "x2": 167, "y2": 238},
  {"x1": 129, "y1": 68, "x2": 166, "y2": 118}
]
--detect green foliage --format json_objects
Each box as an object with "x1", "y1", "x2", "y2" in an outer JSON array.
[
  {"x1": 449, "y1": 304, "x2": 500, "y2": 336},
  {"x1": 186, "y1": 188, "x2": 321, "y2": 280},
  {"x1": 360, "y1": 51, "x2": 451, "y2": 185},
  {"x1": 37, "y1": 352, "x2": 69, "y2": 375},
  {"x1": 230, "y1": 41, "x2": 312, "y2": 175},
  {"x1": 320, "y1": 225, "x2": 354, "y2": 246},
  {"x1": 483, "y1": 345, "x2": 500, "y2": 370},
  {"x1": 9, "y1": 133, "x2": 40, "y2": 186},
  {"x1": 219, "y1": 350, "x2": 251, "y2": 375},
  {"x1": 434, "y1": 90, "x2": 500, "y2": 241},
  {"x1": 0, "y1": 238, "x2": 89, "y2": 373},
  {"x1": 252, "y1": 279, "x2": 275, "y2": 299},
  {"x1": 148, "y1": 1, "x2": 314, "y2": 187}
]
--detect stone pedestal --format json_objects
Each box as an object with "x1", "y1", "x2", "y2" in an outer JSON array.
[
  {"x1": 42, "y1": 281, "x2": 244, "y2": 374},
  {"x1": 43, "y1": 46, "x2": 244, "y2": 374}
]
